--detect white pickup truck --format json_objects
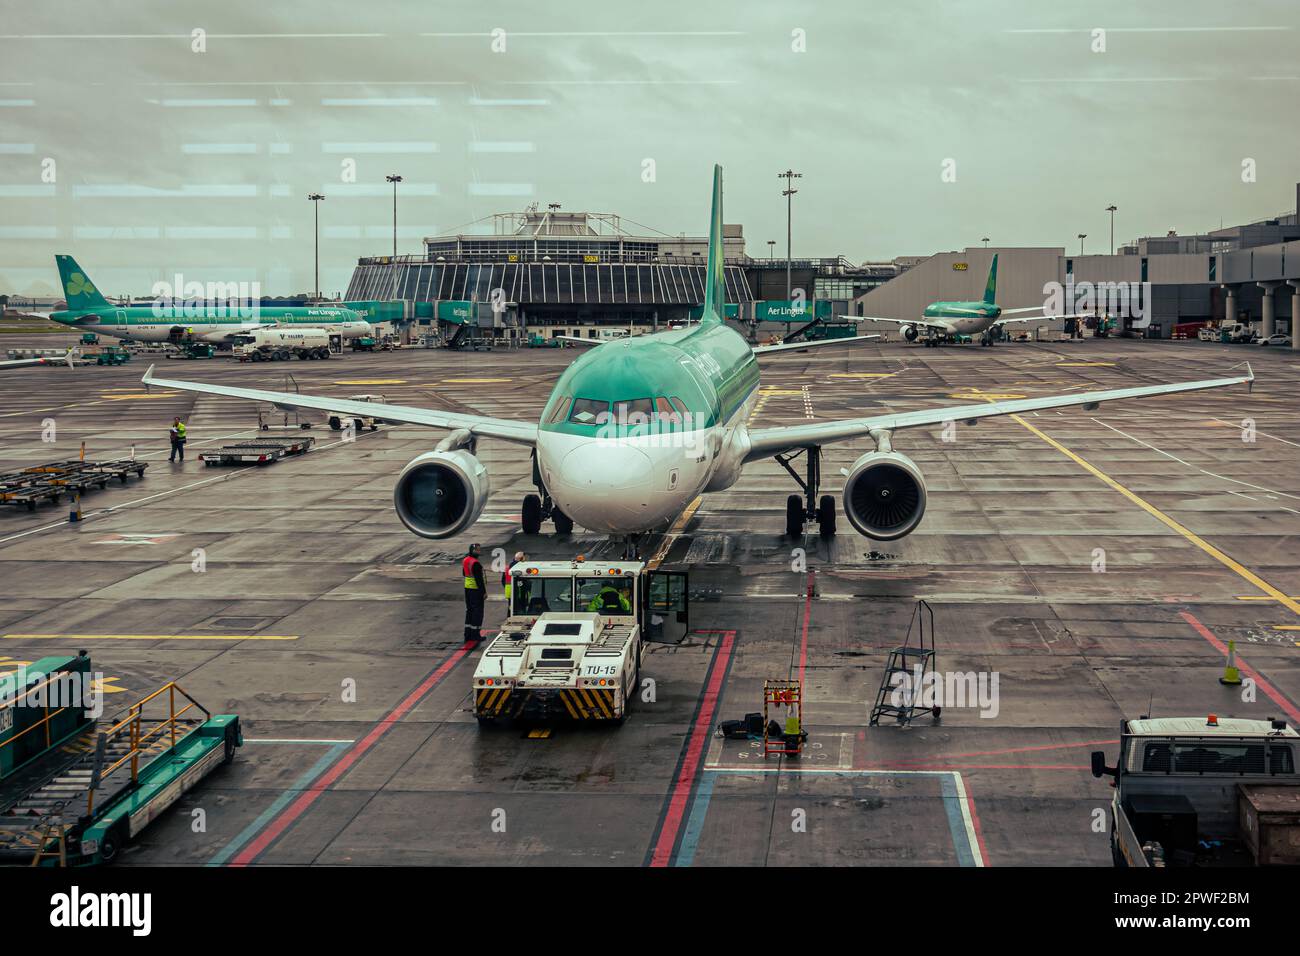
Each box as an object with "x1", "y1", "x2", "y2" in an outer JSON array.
[
  {"x1": 327, "y1": 393, "x2": 387, "y2": 432},
  {"x1": 472, "y1": 559, "x2": 689, "y2": 725},
  {"x1": 1092, "y1": 715, "x2": 1300, "y2": 866}
]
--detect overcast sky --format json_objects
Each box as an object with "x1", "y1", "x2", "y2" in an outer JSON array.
[{"x1": 2, "y1": 1, "x2": 1297, "y2": 297}]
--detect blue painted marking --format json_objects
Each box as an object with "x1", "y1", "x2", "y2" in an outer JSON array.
[
  {"x1": 937, "y1": 772, "x2": 976, "y2": 867},
  {"x1": 206, "y1": 742, "x2": 348, "y2": 866},
  {"x1": 674, "y1": 768, "x2": 716, "y2": 867}
]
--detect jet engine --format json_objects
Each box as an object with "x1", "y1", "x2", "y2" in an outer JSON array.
[
  {"x1": 903, "y1": 325, "x2": 919, "y2": 342},
  {"x1": 842, "y1": 451, "x2": 927, "y2": 540},
  {"x1": 393, "y1": 449, "x2": 490, "y2": 538}
]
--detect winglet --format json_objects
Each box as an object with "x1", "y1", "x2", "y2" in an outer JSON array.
[
  {"x1": 1246, "y1": 361, "x2": 1254, "y2": 392},
  {"x1": 142, "y1": 363, "x2": 155, "y2": 390},
  {"x1": 700, "y1": 164, "x2": 726, "y2": 323}
]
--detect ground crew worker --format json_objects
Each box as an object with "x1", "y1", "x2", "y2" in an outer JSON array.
[
  {"x1": 587, "y1": 582, "x2": 631, "y2": 614},
  {"x1": 462, "y1": 543, "x2": 487, "y2": 642},
  {"x1": 168, "y1": 416, "x2": 187, "y2": 462},
  {"x1": 502, "y1": 551, "x2": 525, "y2": 611}
]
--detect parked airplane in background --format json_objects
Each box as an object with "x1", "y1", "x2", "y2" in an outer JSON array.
[
  {"x1": 143, "y1": 166, "x2": 1252, "y2": 550},
  {"x1": 852, "y1": 255, "x2": 1080, "y2": 346},
  {"x1": 46, "y1": 256, "x2": 373, "y2": 345}
]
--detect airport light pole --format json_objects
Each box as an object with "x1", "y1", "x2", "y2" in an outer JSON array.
[
  {"x1": 387, "y1": 174, "x2": 403, "y2": 259},
  {"x1": 982, "y1": 237, "x2": 990, "y2": 248},
  {"x1": 778, "y1": 169, "x2": 801, "y2": 301},
  {"x1": 1106, "y1": 204, "x2": 1117, "y2": 254},
  {"x1": 767, "y1": 239, "x2": 775, "y2": 260},
  {"x1": 1077, "y1": 233, "x2": 1087, "y2": 256},
  {"x1": 308, "y1": 192, "x2": 325, "y2": 300}
]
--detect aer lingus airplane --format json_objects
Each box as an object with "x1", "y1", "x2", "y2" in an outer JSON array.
[
  {"x1": 46, "y1": 255, "x2": 372, "y2": 345},
  {"x1": 141, "y1": 166, "x2": 1252, "y2": 548},
  {"x1": 853, "y1": 254, "x2": 1081, "y2": 347}
]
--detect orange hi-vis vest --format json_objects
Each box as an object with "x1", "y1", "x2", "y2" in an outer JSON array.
[{"x1": 462, "y1": 554, "x2": 480, "y2": 590}]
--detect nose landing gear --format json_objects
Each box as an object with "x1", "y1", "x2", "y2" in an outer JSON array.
[
  {"x1": 776, "y1": 446, "x2": 836, "y2": 538},
  {"x1": 522, "y1": 451, "x2": 574, "y2": 535}
]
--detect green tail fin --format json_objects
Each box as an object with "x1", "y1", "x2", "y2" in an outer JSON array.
[
  {"x1": 55, "y1": 255, "x2": 109, "y2": 312},
  {"x1": 700, "y1": 165, "x2": 726, "y2": 323},
  {"x1": 983, "y1": 253, "x2": 999, "y2": 305}
]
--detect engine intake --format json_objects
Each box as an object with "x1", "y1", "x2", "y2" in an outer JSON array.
[
  {"x1": 903, "y1": 325, "x2": 919, "y2": 342},
  {"x1": 393, "y1": 449, "x2": 489, "y2": 538},
  {"x1": 843, "y1": 450, "x2": 926, "y2": 540}
]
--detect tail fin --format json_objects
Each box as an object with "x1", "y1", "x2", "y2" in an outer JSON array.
[
  {"x1": 700, "y1": 164, "x2": 726, "y2": 323},
  {"x1": 982, "y1": 253, "x2": 998, "y2": 305},
  {"x1": 55, "y1": 255, "x2": 109, "y2": 312}
]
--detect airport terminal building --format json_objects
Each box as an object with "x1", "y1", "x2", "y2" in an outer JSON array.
[
  {"x1": 343, "y1": 206, "x2": 904, "y2": 342},
  {"x1": 853, "y1": 185, "x2": 1300, "y2": 341}
]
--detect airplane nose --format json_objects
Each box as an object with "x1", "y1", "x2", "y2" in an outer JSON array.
[
  {"x1": 560, "y1": 443, "x2": 652, "y2": 496},
  {"x1": 551, "y1": 442, "x2": 655, "y2": 530}
]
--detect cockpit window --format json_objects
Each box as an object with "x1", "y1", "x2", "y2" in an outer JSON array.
[
  {"x1": 668, "y1": 397, "x2": 690, "y2": 418},
  {"x1": 655, "y1": 396, "x2": 681, "y2": 424},
  {"x1": 568, "y1": 398, "x2": 610, "y2": 425},
  {"x1": 614, "y1": 398, "x2": 655, "y2": 425},
  {"x1": 546, "y1": 396, "x2": 572, "y2": 424}
]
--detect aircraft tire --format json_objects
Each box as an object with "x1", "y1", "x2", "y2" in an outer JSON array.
[
  {"x1": 552, "y1": 508, "x2": 574, "y2": 534},
  {"x1": 785, "y1": 494, "x2": 804, "y2": 538},
  {"x1": 522, "y1": 494, "x2": 542, "y2": 534},
  {"x1": 817, "y1": 495, "x2": 836, "y2": 537}
]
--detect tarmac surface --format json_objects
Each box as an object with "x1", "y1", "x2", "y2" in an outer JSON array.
[{"x1": 0, "y1": 334, "x2": 1296, "y2": 866}]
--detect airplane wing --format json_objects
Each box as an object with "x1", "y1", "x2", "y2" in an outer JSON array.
[
  {"x1": 140, "y1": 365, "x2": 539, "y2": 446},
  {"x1": 752, "y1": 334, "x2": 880, "y2": 356},
  {"x1": 0, "y1": 349, "x2": 76, "y2": 370},
  {"x1": 743, "y1": 367, "x2": 1253, "y2": 462},
  {"x1": 846, "y1": 315, "x2": 955, "y2": 334}
]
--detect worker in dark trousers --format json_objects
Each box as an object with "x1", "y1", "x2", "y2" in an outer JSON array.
[
  {"x1": 168, "y1": 416, "x2": 187, "y2": 463},
  {"x1": 462, "y1": 543, "x2": 487, "y2": 642}
]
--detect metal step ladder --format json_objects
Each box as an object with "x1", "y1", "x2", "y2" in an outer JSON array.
[{"x1": 869, "y1": 600, "x2": 940, "y2": 726}]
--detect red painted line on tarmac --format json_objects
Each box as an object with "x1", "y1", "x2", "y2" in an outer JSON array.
[
  {"x1": 228, "y1": 640, "x2": 478, "y2": 867},
  {"x1": 880, "y1": 739, "x2": 1115, "y2": 765},
  {"x1": 648, "y1": 629, "x2": 736, "y2": 868},
  {"x1": 1178, "y1": 609, "x2": 1300, "y2": 726}
]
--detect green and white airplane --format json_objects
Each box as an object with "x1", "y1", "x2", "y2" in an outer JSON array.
[
  {"x1": 46, "y1": 256, "x2": 372, "y2": 344},
  {"x1": 142, "y1": 167, "x2": 1251, "y2": 546},
  {"x1": 854, "y1": 254, "x2": 1080, "y2": 346}
]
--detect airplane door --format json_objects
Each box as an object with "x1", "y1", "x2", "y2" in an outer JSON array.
[{"x1": 645, "y1": 570, "x2": 689, "y2": 644}]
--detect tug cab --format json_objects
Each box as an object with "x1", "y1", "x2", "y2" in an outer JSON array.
[{"x1": 472, "y1": 559, "x2": 689, "y2": 725}]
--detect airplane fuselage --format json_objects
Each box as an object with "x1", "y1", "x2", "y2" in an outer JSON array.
[
  {"x1": 50, "y1": 306, "x2": 371, "y2": 343},
  {"x1": 534, "y1": 322, "x2": 761, "y2": 534},
  {"x1": 920, "y1": 300, "x2": 1003, "y2": 336}
]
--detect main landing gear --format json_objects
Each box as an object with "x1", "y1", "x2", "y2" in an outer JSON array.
[
  {"x1": 521, "y1": 450, "x2": 573, "y2": 535},
  {"x1": 775, "y1": 445, "x2": 836, "y2": 538}
]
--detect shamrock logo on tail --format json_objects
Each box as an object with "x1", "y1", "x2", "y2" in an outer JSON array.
[{"x1": 67, "y1": 273, "x2": 97, "y2": 297}]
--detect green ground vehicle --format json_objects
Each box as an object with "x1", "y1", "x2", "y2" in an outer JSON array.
[
  {"x1": 176, "y1": 342, "x2": 215, "y2": 359},
  {"x1": 0, "y1": 653, "x2": 240, "y2": 866},
  {"x1": 350, "y1": 336, "x2": 377, "y2": 352},
  {"x1": 79, "y1": 332, "x2": 99, "y2": 345},
  {"x1": 95, "y1": 346, "x2": 130, "y2": 366}
]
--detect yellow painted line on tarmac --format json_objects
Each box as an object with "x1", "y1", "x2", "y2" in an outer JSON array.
[
  {"x1": 1273, "y1": 625, "x2": 1300, "y2": 631},
  {"x1": 648, "y1": 496, "x2": 702, "y2": 569},
  {"x1": 99, "y1": 391, "x2": 180, "y2": 400},
  {"x1": 1009, "y1": 413, "x2": 1300, "y2": 617},
  {"x1": 949, "y1": 391, "x2": 1026, "y2": 401},
  {"x1": 3, "y1": 633, "x2": 300, "y2": 641},
  {"x1": 1236, "y1": 595, "x2": 1300, "y2": 601},
  {"x1": 331, "y1": 379, "x2": 406, "y2": 386}
]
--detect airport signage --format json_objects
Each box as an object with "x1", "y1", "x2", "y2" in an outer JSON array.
[
  {"x1": 755, "y1": 300, "x2": 830, "y2": 321},
  {"x1": 583, "y1": 254, "x2": 601, "y2": 263},
  {"x1": 953, "y1": 263, "x2": 968, "y2": 271},
  {"x1": 437, "y1": 300, "x2": 474, "y2": 324}
]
